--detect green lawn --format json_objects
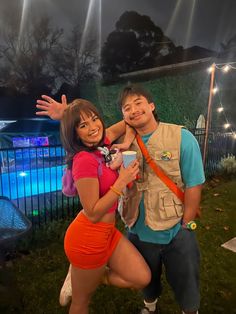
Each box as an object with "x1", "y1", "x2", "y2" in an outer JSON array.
[{"x1": 0, "y1": 178, "x2": 236, "y2": 314}]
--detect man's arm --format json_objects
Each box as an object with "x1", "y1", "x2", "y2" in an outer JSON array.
[
  {"x1": 182, "y1": 184, "x2": 203, "y2": 222},
  {"x1": 36, "y1": 94, "x2": 67, "y2": 120},
  {"x1": 180, "y1": 129, "x2": 205, "y2": 221}
]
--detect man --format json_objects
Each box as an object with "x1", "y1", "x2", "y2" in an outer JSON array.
[
  {"x1": 117, "y1": 84, "x2": 205, "y2": 314},
  {"x1": 36, "y1": 84, "x2": 205, "y2": 314}
]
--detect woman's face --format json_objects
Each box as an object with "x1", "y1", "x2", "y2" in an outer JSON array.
[{"x1": 75, "y1": 112, "x2": 104, "y2": 147}]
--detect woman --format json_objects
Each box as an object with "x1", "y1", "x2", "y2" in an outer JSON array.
[{"x1": 37, "y1": 97, "x2": 151, "y2": 314}]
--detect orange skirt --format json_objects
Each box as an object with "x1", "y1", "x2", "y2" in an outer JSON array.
[{"x1": 64, "y1": 211, "x2": 122, "y2": 269}]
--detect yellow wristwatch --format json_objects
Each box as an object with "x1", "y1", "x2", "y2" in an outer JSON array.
[{"x1": 181, "y1": 220, "x2": 197, "y2": 230}]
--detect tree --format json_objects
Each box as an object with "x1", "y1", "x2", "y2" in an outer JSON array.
[
  {"x1": 0, "y1": 17, "x2": 98, "y2": 99},
  {"x1": 101, "y1": 31, "x2": 143, "y2": 78},
  {"x1": 101, "y1": 11, "x2": 176, "y2": 80},
  {"x1": 0, "y1": 16, "x2": 63, "y2": 96},
  {"x1": 51, "y1": 25, "x2": 99, "y2": 91}
]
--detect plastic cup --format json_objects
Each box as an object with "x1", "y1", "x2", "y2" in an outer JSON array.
[{"x1": 122, "y1": 151, "x2": 137, "y2": 168}]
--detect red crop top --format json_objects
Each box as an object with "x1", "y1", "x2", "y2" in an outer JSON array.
[{"x1": 72, "y1": 139, "x2": 119, "y2": 214}]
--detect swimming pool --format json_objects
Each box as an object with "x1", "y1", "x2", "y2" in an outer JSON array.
[{"x1": 0, "y1": 165, "x2": 64, "y2": 199}]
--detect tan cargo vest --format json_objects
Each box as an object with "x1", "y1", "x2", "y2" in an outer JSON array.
[{"x1": 120, "y1": 122, "x2": 185, "y2": 231}]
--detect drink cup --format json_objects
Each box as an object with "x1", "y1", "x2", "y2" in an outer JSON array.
[{"x1": 122, "y1": 151, "x2": 137, "y2": 168}]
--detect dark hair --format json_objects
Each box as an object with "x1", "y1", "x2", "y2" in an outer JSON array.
[
  {"x1": 117, "y1": 83, "x2": 158, "y2": 121},
  {"x1": 60, "y1": 98, "x2": 105, "y2": 165}
]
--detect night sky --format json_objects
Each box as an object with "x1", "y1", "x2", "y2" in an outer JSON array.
[
  {"x1": 0, "y1": 0, "x2": 235, "y2": 127},
  {"x1": 0, "y1": 0, "x2": 236, "y2": 51}
]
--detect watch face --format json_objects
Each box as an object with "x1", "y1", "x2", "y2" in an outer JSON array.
[
  {"x1": 187, "y1": 221, "x2": 197, "y2": 230},
  {"x1": 182, "y1": 220, "x2": 197, "y2": 230}
]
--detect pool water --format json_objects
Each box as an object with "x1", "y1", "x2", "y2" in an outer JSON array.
[{"x1": 0, "y1": 166, "x2": 64, "y2": 199}]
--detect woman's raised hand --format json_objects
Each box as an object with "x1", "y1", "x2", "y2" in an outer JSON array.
[{"x1": 36, "y1": 94, "x2": 68, "y2": 120}]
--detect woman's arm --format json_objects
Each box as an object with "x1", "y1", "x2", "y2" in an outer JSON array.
[
  {"x1": 36, "y1": 94, "x2": 67, "y2": 120},
  {"x1": 105, "y1": 120, "x2": 126, "y2": 143},
  {"x1": 106, "y1": 121, "x2": 136, "y2": 150},
  {"x1": 76, "y1": 161, "x2": 139, "y2": 223}
]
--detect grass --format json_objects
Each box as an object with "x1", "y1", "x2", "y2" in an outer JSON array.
[{"x1": 0, "y1": 177, "x2": 236, "y2": 314}]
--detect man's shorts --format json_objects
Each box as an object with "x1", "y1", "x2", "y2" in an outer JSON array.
[{"x1": 128, "y1": 227, "x2": 200, "y2": 312}]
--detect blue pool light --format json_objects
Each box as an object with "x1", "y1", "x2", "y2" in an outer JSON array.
[{"x1": 19, "y1": 171, "x2": 27, "y2": 177}]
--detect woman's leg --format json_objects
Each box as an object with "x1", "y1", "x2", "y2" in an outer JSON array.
[
  {"x1": 59, "y1": 235, "x2": 151, "y2": 308},
  {"x1": 59, "y1": 264, "x2": 72, "y2": 306},
  {"x1": 107, "y1": 235, "x2": 151, "y2": 289},
  {"x1": 69, "y1": 264, "x2": 106, "y2": 314}
]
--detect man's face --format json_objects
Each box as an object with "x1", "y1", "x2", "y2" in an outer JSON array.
[{"x1": 122, "y1": 94, "x2": 155, "y2": 129}]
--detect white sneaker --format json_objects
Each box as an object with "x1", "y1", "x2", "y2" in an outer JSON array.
[{"x1": 59, "y1": 266, "x2": 72, "y2": 306}]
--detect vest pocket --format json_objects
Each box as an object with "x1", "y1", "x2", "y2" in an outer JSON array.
[
  {"x1": 158, "y1": 190, "x2": 183, "y2": 219},
  {"x1": 121, "y1": 188, "x2": 142, "y2": 227}
]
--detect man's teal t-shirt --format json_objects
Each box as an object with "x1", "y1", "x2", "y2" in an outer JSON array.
[{"x1": 129, "y1": 128, "x2": 205, "y2": 244}]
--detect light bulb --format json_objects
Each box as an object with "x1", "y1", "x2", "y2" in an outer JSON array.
[
  {"x1": 207, "y1": 65, "x2": 214, "y2": 73},
  {"x1": 212, "y1": 87, "x2": 218, "y2": 94},
  {"x1": 217, "y1": 107, "x2": 224, "y2": 113},
  {"x1": 223, "y1": 65, "x2": 230, "y2": 73}
]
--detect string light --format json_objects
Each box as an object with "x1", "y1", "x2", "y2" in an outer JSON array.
[
  {"x1": 207, "y1": 65, "x2": 214, "y2": 73},
  {"x1": 217, "y1": 106, "x2": 224, "y2": 113},
  {"x1": 212, "y1": 86, "x2": 218, "y2": 94},
  {"x1": 223, "y1": 64, "x2": 230, "y2": 73},
  {"x1": 215, "y1": 61, "x2": 236, "y2": 71},
  {"x1": 223, "y1": 123, "x2": 231, "y2": 129},
  {"x1": 210, "y1": 61, "x2": 236, "y2": 139}
]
